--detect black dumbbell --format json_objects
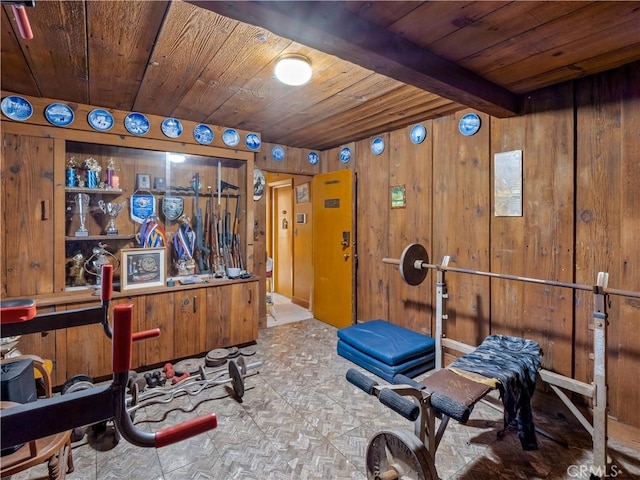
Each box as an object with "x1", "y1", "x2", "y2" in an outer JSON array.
[{"x1": 144, "y1": 372, "x2": 158, "y2": 388}]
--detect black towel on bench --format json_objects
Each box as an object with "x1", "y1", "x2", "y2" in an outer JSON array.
[{"x1": 450, "y1": 334, "x2": 542, "y2": 450}]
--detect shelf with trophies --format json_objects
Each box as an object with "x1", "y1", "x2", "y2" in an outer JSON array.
[
  {"x1": 61, "y1": 142, "x2": 251, "y2": 292},
  {"x1": 64, "y1": 156, "x2": 131, "y2": 290}
]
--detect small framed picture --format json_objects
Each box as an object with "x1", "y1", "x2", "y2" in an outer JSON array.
[
  {"x1": 136, "y1": 173, "x2": 151, "y2": 190},
  {"x1": 154, "y1": 177, "x2": 166, "y2": 190},
  {"x1": 295, "y1": 183, "x2": 310, "y2": 203},
  {"x1": 390, "y1": 185, "x2": 406, "y2": 209},
  {"x1": 121, "y1": 247, "x2": 166, "y2": 291}
]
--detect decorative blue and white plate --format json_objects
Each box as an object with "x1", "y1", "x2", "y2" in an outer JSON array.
[
  {"x1": 371, "y1": 137, "x2": 385, "y2": 155},
  {"x1": 339, "y1": 146, "x2": 351, "y2": 164},
  {"x1": 410, "y1": 124, "x2": 426, "y2": 144},
  {"x1": 272, "y1": 145, "x2": 285, "y2": 162},
  {"x1": 1, "y1": 95, "x2": 33, "y2": 121},
  {"x1": 88, "y1": 108, "x2": 114, "y2": 131},
  {"x1": 161, "y1": 117, "x2": 183, "y2": 138},
  {"x1": 45, "y1": 103, "x2": 74, "y2": 127},
  {"x1": 125, "y1": 112, "x2": 150, "y2": 136},
  {"x1": 193, "y1": 124, "x2": 214, "y2": 145},
  {"x1": 222, "y1": 128, "x2": 240, "y2": 147},
  {"x1": 458, "y1": 113, "x2": 481, "y2": 136},
  {"x1": 308, "y1": 151, "x2": 319, "y2": 166},
  {"x1": 245, "y1": 133, "x2": 261, "y2": 150}
]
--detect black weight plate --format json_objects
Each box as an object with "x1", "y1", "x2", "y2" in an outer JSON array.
[
  {"x1": 240, "y1": 346, "x2": 256, "y2": 356},
  {"x1": 236, "y1": 356, "x2": 246, "y2": 375},
  {"x1": 228, "y1": 360, "x2": 244, "y2": 398},
  {"x1": 227, "y1": 346, "x2": 240, "y2": 358},
  {"x1": 207, "y1": 348, "x2": 229, "y2": 361},
  {"x1": 61, "y1": 374, "x2": 94, "y2": 394},
  {"x1": 205, "y1": 356, "x2": 227, "y2": 368},
  {"x1": 172, "y1": 358, "x2": 203, "y2": 376},
  {"x1": 399, "y1": 243, "x2": 429, "y2": 286}
]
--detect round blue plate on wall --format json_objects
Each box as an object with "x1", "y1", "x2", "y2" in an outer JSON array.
[
  {"x1": 161, "y1": 117, "x2": 183, "y2": 138},
  {"x1": 308, "y1": 151, "x2": 319, "y2": 166},
  {"x1": 45, "y1": 103, "x2": 74, "y2": 127},
  {"x1": 222, "y1": 128, "x2": 240, "y2": 147},
  {"x1": 245, "y1": 133, "x2": 261, "y2": 150},
  {"x1": 88, "y1": 108, "x2": 114, "y2": 131},
  {"x1": 124, "y1": 112, "x2": 150, "y2": 136},
  {"x1": 410, "y1": 124, "x2": 426, "y2": 144},
  {"x1": 371, "y1": 137, "x2": 385, "y2": 155},
  {"x1": 458, "y1": 113, "x2": 481, "y2": 136},
  {"x1": 339, "y1": 147, "x2": 351, "y2": 164},
  {"x1": 272, "y1": 145, "x2": 285, "y2": 161},
  {"x1": 193, "y1": 124, "x2": 214, "y2": 145},
  {"x1": 1, "y1": 95, "x2": 33, "y2": 121}
]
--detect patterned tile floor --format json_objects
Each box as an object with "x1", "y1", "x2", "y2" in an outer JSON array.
[{"x1": 6, "y1": 318, "x2": 640, "y2": 479}]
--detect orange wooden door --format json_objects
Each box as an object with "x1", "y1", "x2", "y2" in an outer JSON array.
[
  {"x1": 312, "y1": 169, "x2": 354, "y2": 328},
  {"x1": 273, "y1": 184, "x2": 293, "y2": 297}
]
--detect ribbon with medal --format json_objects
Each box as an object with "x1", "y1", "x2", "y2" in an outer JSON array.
[{"x1": 172, "y1": 215, "x2": 196, "y2": 275}]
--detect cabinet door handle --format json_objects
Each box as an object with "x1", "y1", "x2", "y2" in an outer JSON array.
[
  {"x1": 248, "y1": 289, "x2": 252, "y2": 304},
  {"x1": 193, "y1": 296, "x2": 197, "y2": 313},
  {"x1": 41, "y1": 200, "x2": 49, "y2": 220}
]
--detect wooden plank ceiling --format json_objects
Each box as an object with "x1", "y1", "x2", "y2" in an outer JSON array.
[{"x1": 2, "y1": 1, "x2": 639, "y2": 150}]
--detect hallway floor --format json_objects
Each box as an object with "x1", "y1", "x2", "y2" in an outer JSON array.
[
  {"x1": 266, "y1": 292, "x2": 312, "y2": 327},
  {"x1": 6, "y1": 319, "x2": 640, "y2": 479}
]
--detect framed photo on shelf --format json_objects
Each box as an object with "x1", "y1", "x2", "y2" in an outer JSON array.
[
  {"x1": 121, "y1": 247, "x2": 165, "y2": 291},
  {"x1": 295, "y1": 183, "x2": 310, "y2": 203},
  {"x1": 136, "y1": 173, "x2": 151, "y2": 190}
]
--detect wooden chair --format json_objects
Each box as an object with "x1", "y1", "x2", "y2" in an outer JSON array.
[{"x1": 0, "y1": 355, "x2": 74, "y2": 480}]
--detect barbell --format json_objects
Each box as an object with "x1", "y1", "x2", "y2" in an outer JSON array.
[
  {"x1": 382, "y1": 243, "x2": 430, "y2": 286},
  {"x1": 384, "y1": 243, "x2": 640, "y2": 299}
]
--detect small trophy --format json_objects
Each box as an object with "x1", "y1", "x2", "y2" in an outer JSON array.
[
  {"x1": 74, "y1": 193, "x2": 90, "y2": 237},
  {"x1": 98, "y1": 200, "x2": 125, "y2": 235}
]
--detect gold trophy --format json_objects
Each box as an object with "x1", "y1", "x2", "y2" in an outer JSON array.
[
  {"x1": 74, "y1": 193, "x2": 90, "y2": 237},
  {"x1": 98, "y1": 200, "x2": 125, "y2": 235}
]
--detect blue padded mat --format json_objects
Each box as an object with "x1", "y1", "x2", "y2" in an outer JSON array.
[
  {"x1": 337, "y1": 319, "x2": 435, "y2": 366},
  {"x1": 338, "y1": 339, "x2": 434, "y2": 383}
]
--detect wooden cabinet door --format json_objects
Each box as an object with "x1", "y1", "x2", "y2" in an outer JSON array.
[
  {"x1": 206, "y1": 282, "x2": 258, "y2": 349},
  {"x1": 55, "y1": 301, "x2": 112, "y2": 383},
  {"x1": 173, "y1": 289, "x2": 206, "y2": 359},
  {"x1": 141, "y1": 292, "x2": 175, "y2": 366},
  {"x1": 1, "y1": 134, "x2": 56, "y2": 297},
  {"x1": 231, "y1": 282, "x2": 258, "y2": 345}
]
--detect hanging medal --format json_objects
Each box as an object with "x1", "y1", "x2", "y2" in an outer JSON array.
[{"x1": 138, "y1": 214, "x2": 166, "y2": 248}]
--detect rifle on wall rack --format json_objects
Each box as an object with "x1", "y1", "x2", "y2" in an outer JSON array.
[{"x1": 192, "y1": 173, "x2": 211, "y2": 274}]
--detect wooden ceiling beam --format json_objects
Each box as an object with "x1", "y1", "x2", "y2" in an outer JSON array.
[{"x1": 189, "y1": 0, "x2": 520, "y2": 117}]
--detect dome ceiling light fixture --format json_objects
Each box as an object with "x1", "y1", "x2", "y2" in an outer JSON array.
[{"x1": 274, "y1": 54, "x2": 312, "y2": 86}]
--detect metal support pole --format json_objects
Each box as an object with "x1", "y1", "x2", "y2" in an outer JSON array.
[
  {"x1": 592, "y1": 272, "x2": 609, "y2": 475},
  {"x1": 434, "y1": 256, "x2": 450, "y2": 370}
]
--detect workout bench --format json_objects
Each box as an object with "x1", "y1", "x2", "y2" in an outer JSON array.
[{"x1": 346, "y1": 243, "x2": 640, "y2": 479}]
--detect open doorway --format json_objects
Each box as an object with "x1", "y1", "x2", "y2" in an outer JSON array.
[
  {"x1": 265, "y1": 172, "x2": 313, "y2": 309},
  {"x1": 271, "y1": 180, "x2": 293, "y2": 297}
]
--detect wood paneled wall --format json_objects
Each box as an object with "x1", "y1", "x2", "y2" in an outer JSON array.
[{"x1": 343, "y1": 62, "x2": 640, "y2": 429}]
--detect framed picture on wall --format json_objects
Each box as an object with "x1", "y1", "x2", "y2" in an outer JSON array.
[
  {"x1": 295, "y1": 183, "x2": 310, "y2": 203},
  {"x1": 121, "y1": 247, "x2": 165, "y2": 291},
  {"x1": 390, "y1": 185, "x2": 406, "y2": 209}
]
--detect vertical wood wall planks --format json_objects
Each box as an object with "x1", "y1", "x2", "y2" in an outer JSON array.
[
  {"x1": 490, "y1": 83, "x2": 575, "y2": 376},
  {"x1": 575, "y1": 63, "x2": 640, "y2": 428},
  {"x1": 355, "y1": 136, "x2": 390, "y2": 322},
  {"x1": 387, "y1": 125, "x2": 433, "y2": 336},
  {"x1": 432, "y1": 111, "x2": 491, "y2": 351}
]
